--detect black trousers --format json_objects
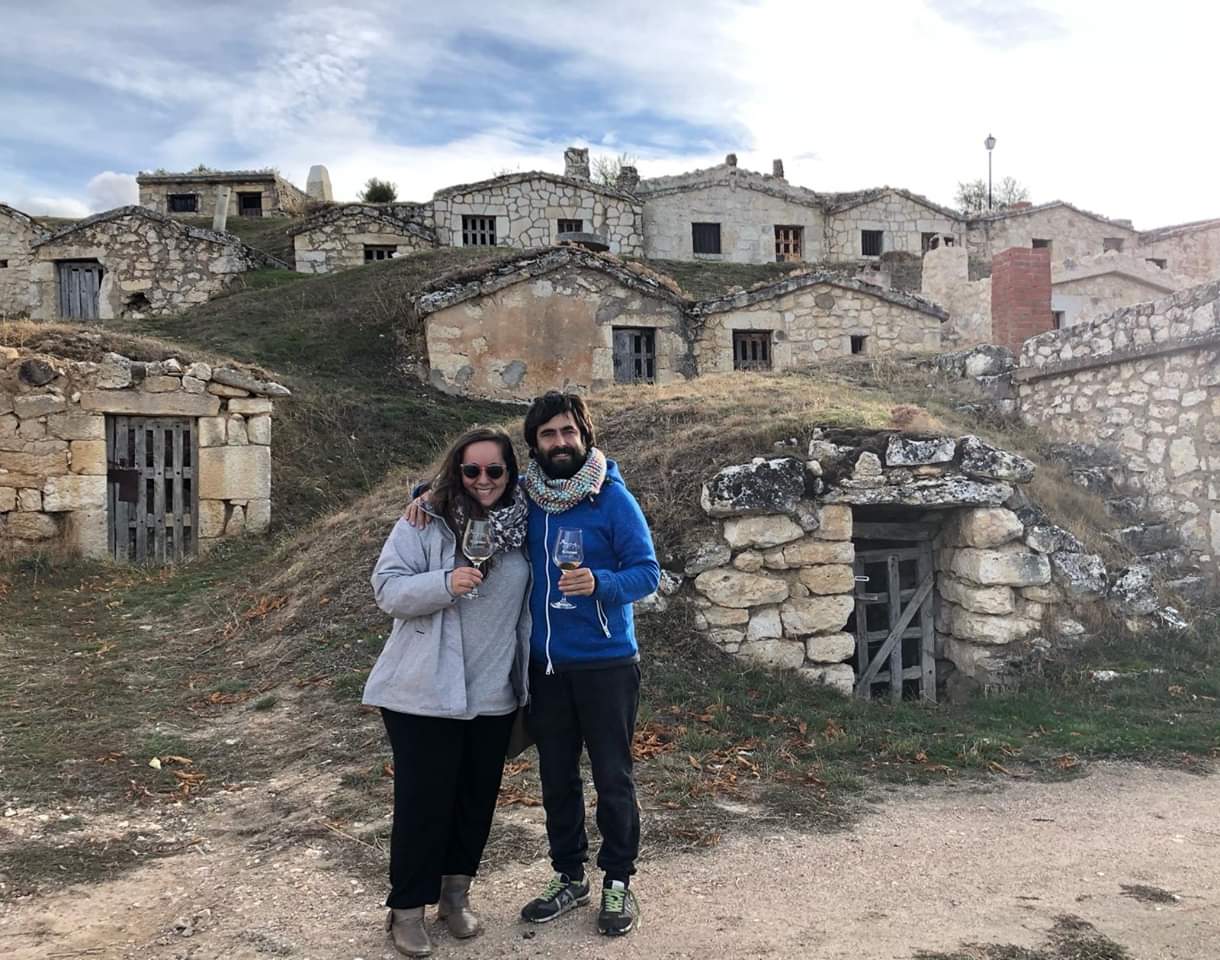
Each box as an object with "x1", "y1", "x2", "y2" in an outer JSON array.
[
  {"x1": 380, "y1": 708, "x2": 515, "y2": 909},
  {"x1": 527, "y1": 662, "x2": 641, "y2": 882}
]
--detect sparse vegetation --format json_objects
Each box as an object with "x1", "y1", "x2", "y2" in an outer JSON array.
[{"x1": 359, "y1": 177, "x2": 398, "y2": 203}]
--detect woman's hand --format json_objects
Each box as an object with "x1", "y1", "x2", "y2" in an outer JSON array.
[
  {"x1": 403, "y1": 492, "x2": 434, "y2": 528},
  {"x1": 448, "y1": 567, "x2": 484, "y2": 596}
]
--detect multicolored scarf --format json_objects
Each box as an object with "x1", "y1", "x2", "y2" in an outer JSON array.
[
  {"x1": 451, "y1": 485, "x2": 529, "y2": 554},
  {"x1": 522, "y1": 447, "x2": 608, "y2": 514}
]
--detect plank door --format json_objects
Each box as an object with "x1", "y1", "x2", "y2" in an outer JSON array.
[
  {"x1": 57, "y1": 260, "x2": 103, "y2": 320},
  {"x1": 612, "y1": 327, "x2": 656, "y2": 384},
  {"x1": 106, "y1": 416, "x2": 199, "y2": 563},
  {"x1": 852, "y1": 541, "x2": 936, "y2": 701}
]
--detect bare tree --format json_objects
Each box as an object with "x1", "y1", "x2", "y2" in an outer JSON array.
[
  {"x1": 591, "y1": 152, "x2": 638, "y2": 187},
  {"x1": 955, "y1": 176, "x2": 1030, "y2": 216}
]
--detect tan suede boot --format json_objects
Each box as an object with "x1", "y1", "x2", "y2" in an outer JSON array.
[
  {"x1": 386, "y1": 907, "x2": 433, "y2": 957},
  {"x1": 437, "y1": 874, "x2": 482, "y2": 938}
]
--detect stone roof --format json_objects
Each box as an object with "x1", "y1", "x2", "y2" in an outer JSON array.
[
  {"x1": 693, "y1": 271, "x2": 949, "y2": 321},
  {"x1": 967, "y1": 200, "x2": 1136, "y2": 232},
  {"x1": 1137, "y1": 216, "x2": 1220, "y2": 243},
  {"x1": 415, "y1": 246, "x2": 687, "y2": 317},
  {"x1": 0, "y1": 202, "x2": 46, "y2": 235},
  {"x1": 821, "y1": 186, "x2": 962, "y2": 222},
  {"x1": 432, "y1": 171, "x2": 638, "y2": 204},
  {"x1": 33, "y1": 206, "x2": 290, "y2": 268},
  {"x1": 635, "y1": 162, "x2": 824, "y2": 210},
  {"x1": 286, "y1": 203, "x2": 437, "y2": 242},
  {"x1": 136, "y1": 169, "x2": 283, "y2": 184}
]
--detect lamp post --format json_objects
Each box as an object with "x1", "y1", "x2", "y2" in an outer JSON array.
[{"x1": 984, "y1": 133, "x2": 996, "y2": 211}]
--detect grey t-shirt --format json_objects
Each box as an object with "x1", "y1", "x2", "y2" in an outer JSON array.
[{"x1": 455, "y1": 546, "x2": 529, "y2": 719}]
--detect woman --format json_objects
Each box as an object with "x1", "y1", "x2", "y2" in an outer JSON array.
[{"x1": 363, "y1": 426, "x2": 531, "y2": 957}]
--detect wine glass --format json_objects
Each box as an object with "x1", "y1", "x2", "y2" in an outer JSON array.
[
  {"x1": 461, "y1": 519, "x2": 494, "y2": 600},
  {"x1": 551, "y1": 527, "x2": 584, "y2": 610}
]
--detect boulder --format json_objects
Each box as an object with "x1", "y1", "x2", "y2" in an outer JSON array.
[
  {"x1": 685, "y1": 541, "x2": 731, "y2": 577},
  {"x1": 96, "y1": 353, "x2": 132, "y2": 389},
  {"x1": 1050, "y1": 552, "x2": 1108, "y2": 598},
  {"x1": 796, "y1": 663, "x2": 855, "y2": 695},
  {"x1": 885, "y1": 435, "x2": 956, "y2": 466},
  {"x1": 780, "y1": 595, "x2": 854, "y2": 637},
  {"x1": 1024, "y1": 522, "x2": 1084, "y2": 555},
  {"x1": 805, "y1": 632, "x2": 856, "y2": 663},
  {"x1": 723, "y1": 514, "x2": 805, "y2": 549},
  {"x1": 945, "y1": 507, "x2": 1024, "y2": 548},
  {"x1": 1107, "y1": 565, "x2": 1159, "y2": 616},
  {"x1": 701, "y1": 457, "x2": 806, "y2": 518},
  {"x1": 737, "y1": 639, "x2": 806, "y2": 670},
  {"x1": 694, "y1": 569, "x2": 789, "y2": 608},
  {"x1": 959, "y1": 436, "x2": 1035, "y2": 483},
  {"x1": 949, "y1": 547, "x2": 1051, "y2": 587},
  {"x1": 19, "y1": 359, "x2": 56, "y2": 387}
]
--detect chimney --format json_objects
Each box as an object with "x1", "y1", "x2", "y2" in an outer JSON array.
[
  {"x1": 616, "y1": 165, "x2": 640, "y2": 192},
  {"x1": 991, "y1": 246, "x2": 1053, "y2": 353},
  {"x1": 725, "y1": 153, "x2": 738, "y2": 167},
  {"x1": 212, "y1": 185, "x2": 231, "y2": 232},
  {"x1": 1008, "y1": 201, "x2": 1032, "y2": 211},
  {"x1": 306, "y1": 164, "x2": 333, "y2": 202},
  {"x1": 772, "y1": 159, "x2": 785, "y2": 179},
  {"x1": 564, "y1": 146, "x2": 590, "y2": 181}
]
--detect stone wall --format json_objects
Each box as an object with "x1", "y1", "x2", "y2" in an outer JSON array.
[
  {"x1": 693, "y1": 275, "x2": 945, "y2": 374},
  {"x1": 432, "y1": 174, "x2": 642, "y2": 256},
  {"x1": 966, "y1": 204, "x2": 1138, "y2": 269},
  {"x1": 0, "y1": 347, "x2": 287, "y2": 559},
  {"x1": 28, "y1": 208, "x2": 268, "y2": 320},
  {"x1": 825, "y1": 193, "x2": 961, "y2": 260},
  {"x1": 1017, "y1": 279, "x2": 1220, "y2": 575},
  {"x1": 1136, "y1": 220, "x2": 1220, "y2": 283},
  {"x1": 921, "y1": 245, "x2": 992, "y2": 346},
  {"x1": 421, "y1": 258, "x2": 688, "y2": 401},
  {"x1": 0, "y1": 205, "x2": 45, "y2": 319},
  {"x1": 138, "y1": 173, "x2": 310, "y2": 218},
  {"x1": 292, "y1": 204, "x2": 436, "y2": 273}
]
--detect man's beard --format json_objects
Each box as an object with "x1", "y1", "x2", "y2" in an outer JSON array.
[{"x1": 538, "y1": 445, "x2": 587, "y2": 480}]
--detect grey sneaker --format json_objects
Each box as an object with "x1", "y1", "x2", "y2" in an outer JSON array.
[
  {"x1": 597, "y1": 881, "x2": 639, "y2": 936},
  {"x1": 520, "y1": 873, "x2": 591, "y2": 923}
]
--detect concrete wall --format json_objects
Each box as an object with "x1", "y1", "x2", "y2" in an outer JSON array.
[
  {"x1": 694, "y1": 281, "x2": 943, "y2": 375},
  {"x1": 1017, "y1": 279, "x2": 1220, "y2": 574},
  {"x1": 432, "y1": 175, "x2": 642, "y2": 256},
  {"x1": 825, "y1": 194, "x2": 961, "y2": 260},
  {"x1": 139, "y1": 176, "x2": 309, "y2": 218},
  {"x1": 1137, "y1": 222, "x2": 1220, "y2": 283},
  {"x1": 966, "y1": 206, "x2": 1138, "y2": 268},
  {"x1": 0, "y1": 207, "x2": 43, "y2": 319},
  {"x1": 29, "y1": 210, "x2": 262, "y2": 320},
  {"x1": 424, "y1": 264, "x2": 687, "y2": 401},
  {"x1": 293, "y1": 207, "x2": 434, "y2": 273},
  {"x1": 641, "y1": 184, "x2": 825, "y2": 263},
  {"x1": 921, "y1": 244, "x2": 992, "y2": 346}
]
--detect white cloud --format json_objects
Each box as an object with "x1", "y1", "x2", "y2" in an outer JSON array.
[
  {"x1": 14, "y1": 195, "x2": 91, "y2": 218},
  {"x1": 86, "y1": 172, "x2": 138, "y2": 211}
]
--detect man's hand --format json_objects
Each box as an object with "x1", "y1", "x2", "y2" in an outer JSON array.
[
  {"x1": 448, "y1": 567, "x2": 484, "y2": 596},
  {"x1": 558, "y1": 567, "x2": 596, "y2": 597},
  {"x1": 403, "y1": 492, "x2": 434, "y2": 528}
]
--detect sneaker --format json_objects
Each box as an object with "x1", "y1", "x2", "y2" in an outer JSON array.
[
  {"x1": 520, "y1": 873, "x2": 591, "y2": 923},
  {"x1": 597, "y1": 880, "x2": 639, "y2": 936}
]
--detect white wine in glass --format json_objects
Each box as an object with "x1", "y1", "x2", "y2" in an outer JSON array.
[
  {"x1": 461, "y1": 519, "x2": 494, "y2": 600},
  {"x1": 551, "y1": 527, "x2": 584, "y2": 610}
]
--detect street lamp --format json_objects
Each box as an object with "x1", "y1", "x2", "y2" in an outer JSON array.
[{"x1": 984, "y1": 133, "x2": 996, "y2": 211}]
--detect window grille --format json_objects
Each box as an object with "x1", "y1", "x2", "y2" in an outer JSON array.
[
  {"x1": 692, "y1": 222, "x2": 722, "y2": 255},
  {"x1": 462, "y1": 215, "x2": 497, "y2": 246},
  {"x1": 861, "y1": 230, "x2": 883, "y2": 257},
  {"x1": 733, "y1": 330, "x2": 772, "y2": 371},
  {"x1": 774, "y1": 225, "x2": 802, "y2": 262}
]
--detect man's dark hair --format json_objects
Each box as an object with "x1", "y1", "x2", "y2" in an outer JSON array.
[{"x1": 524, "y1": 391, "x2": 597, "y2": 453}]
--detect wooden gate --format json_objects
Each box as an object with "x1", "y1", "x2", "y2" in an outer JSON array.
[
  {"x1": 852, "y1": 537, "x2": 936, "y2": 702},
  {"x1": 57, "y1": 260, "x2": 103, "y2": 320},
  {"x1": 106, "y1": 416, "x2": 199, "y2": 563}
]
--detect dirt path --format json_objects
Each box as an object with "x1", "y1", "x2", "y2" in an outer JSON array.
[{"x1": 2, "y1": 762, "x2": 1217, "y2": 960}]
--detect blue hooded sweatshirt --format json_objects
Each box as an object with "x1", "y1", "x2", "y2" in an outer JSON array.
[{"x1": 527, "y1": 458, "x2": 660, "y2": 673}]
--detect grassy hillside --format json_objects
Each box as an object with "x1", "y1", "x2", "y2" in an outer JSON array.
[{"x1": 180, "y1": 215, "x2": 299, "y2": 265}]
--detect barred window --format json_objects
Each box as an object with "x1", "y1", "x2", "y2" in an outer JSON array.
[
  {"x1": 692, "y1": 222, "x2": 722, "y2": 255},
  {"x1": 774, "y1": 225, "x2": 802, "y2": 262},
  {"x1": 364, "y1": 245, "x2": 396, "y2": 262},
  {"x1": 462, "y1": 215, "x2": 497, "y2": 246},
  {"x1": 861, "y1": 230, "x2": 883, "y2": 257}
]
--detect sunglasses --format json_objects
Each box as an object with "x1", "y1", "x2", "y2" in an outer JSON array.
[{"x1": 461, "y1": 463, "x2": 506, "y2": 480}]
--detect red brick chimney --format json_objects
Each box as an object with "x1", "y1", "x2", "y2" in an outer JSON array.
[{"x1": 991, "y1": 246, "x2": 1053, "y2": 352}]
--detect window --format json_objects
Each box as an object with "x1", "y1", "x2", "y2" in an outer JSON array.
[
  {"x1": 1146, "y1": 257, "x2": 1167, "y2": 270},
  {"x1": 612, "y1": 327, "x2": 656, "y2": 383},
  {"x1": 168, "y1": 194, "x2": 198, "y2": 213},
  {"x1": 733, "y1": 330, "x2": 772, "y2": 371},
  {"x1": 850, "y1": 335, "x2": 867, "y2": 355},
  {"x1": 692, "y1": 222, "x2": 722, "y2": 255},
  {"x1": 1103, "y1": 237, "x2": 1125, "y2": 253},
  {"x1": 774, "y1": 225, "x2": 802, "y2": 262},
  {"x1": 0, "y1": 260, "x2": 8, "y2": 269},
  {"x1": 462, "y1": 215, "x2": 497, "y2": 246},
  {"x1": 861, "y1": 230, "x2": 883, "y2": 257},
  {"x1": 237, "y1": 192, "x2": 263, "y2": 217},
  {"x1": 1052, "y1": 310, "x2": 1065, "y2": 330},
  {"x1": 557, "y1": 218, "x2": 583, "y2": 235},
  {"x1": 1031, "y1": 237, "x2": 1051, "y2": 250},
  {"x1": 364, "y1": 244, "x2": 397, "y2": 262},
  {"x1": 921, "y1": 232, "x2": 940, "y2": 253}
]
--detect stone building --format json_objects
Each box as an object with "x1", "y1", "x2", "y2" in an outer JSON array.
[
  {"x1": 137, "y1": 169, "x2": 310, "y2": 219},
  {"x1": 822, "y1": 188, "x2": 962, "y2": 261},
  {"x1": 1, "y1": 346, "x2": 287, "y2": 561},
  {"x1": 290, "y1": 203, "x2": 436, "y2": 273},
  {"x1": 692, "y1": 273, "x2": 945, "y2": 373},
  {"x1": 965, "y1": 201, "x2": 1139, "y2": 270},
  {"x1": 430, "y1": 149, "x2": 643, "y2": 256},
  {"x1": 0, "y1": 203, "x2": 47, "y2": 319},
  {"x1": 1135, "y1": 217, "x2": 1220, "y2": 282},
  {"x1": 416, "y1": 247, "x2": 688, "y2": 402},
  {"x1": 1051, "y1": 253, "x2": 1192, "y2": 328},
  {"x1": 27, "y1": 207, "x2": 276, "y2": 321},
  {"x1": 1016, "y1": 278, "x2": 1220, "y2": 579}
]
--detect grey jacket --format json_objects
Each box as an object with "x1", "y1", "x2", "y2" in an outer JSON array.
[{"x1": 362, "y1": 514, "x2": 531, "y2": 718}]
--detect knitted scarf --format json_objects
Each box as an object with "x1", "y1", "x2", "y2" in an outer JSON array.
[
  {"x1": 450, "y1": 485, "x2": 529, "y2": 556},
  {"x1": 522, "y1": 447, "x2": 608, "y2": 514}
]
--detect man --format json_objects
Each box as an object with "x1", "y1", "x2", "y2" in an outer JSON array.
[
  {"x1": 408, "y1": 391, "x2": 658, "y2": 936},
  {"x1": 515, "y1": 390, "x2": 659, "y2": 937}
]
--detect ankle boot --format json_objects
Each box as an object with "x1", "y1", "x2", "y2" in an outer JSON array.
[
  {"x1": 438, "y1": 874, "x2": 482, "y2": 938},
  {"x1": 386, "y1": 907, "x2": 433, "y2": 957}
]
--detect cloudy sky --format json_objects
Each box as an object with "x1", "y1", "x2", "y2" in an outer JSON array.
[{"x1": 3, "y1": 0, "x2": 1217, "y2": 228}]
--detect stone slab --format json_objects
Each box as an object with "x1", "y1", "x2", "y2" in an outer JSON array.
[
  {"x1": 80, "y1": 389, "x2": 220, "y2": 417},
  {"x1": 723, "y1": 514, "x2": 804, "y2": 549},
  {"x1": 805, "y1": 632, "x2": 856, "y2": 663},
  {"x1": 737, "y1": 639, "x2": 806, "y2": 670},
  {"x1": 46, "y1": 412, "x2": 105, "y2": 440},
  {"x1": 780, "y1": 595, "x2": 854, "y2": 637},
  {"x1": 69, "y1": 440, "x2": 108, "y2": 475},
  {"x1": 694, "y1": 568, "x2": 789, "y2": 608},
  {"x1": 797, "y1": 564, "x2": 855, "y2": 595},
  {"x1": 197, "y1": 445, "x2": 271, "y2": 501},
  {"x1": 43, "y1": 475, "x2": 106, "y2": 512},
  {"x1": 797, "y1": 663, "x2": 855, "y2": 694},
  {"x1": 949, "y1": 547, "x2": 1051, "y2": 587}
]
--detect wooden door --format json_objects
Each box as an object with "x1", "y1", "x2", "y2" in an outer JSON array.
[
  {"x1": 852, "y1": 541, "x2": 936, "y2": 701},
  {"x1": 733, "y1": 331, "x2": 772, "y2": 371},
  {"x1": 57, "y1": 260, "x2": 103, "y2": 320},
  {"x1": 612, "y1": 327, "x2": 656, "y2": 384},
  {"x1": 106, "y1": 416, "x2": 199, "y2": 563}
]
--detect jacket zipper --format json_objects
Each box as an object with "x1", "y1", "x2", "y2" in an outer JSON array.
[{"x1": 543, "y1": 512, "x2": 554, "y2": 675}]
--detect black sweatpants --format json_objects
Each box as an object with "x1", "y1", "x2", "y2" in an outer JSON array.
[
  {"x1": 527, "y1": 662, "x2": 641, "y2": 882},
  {"x1": 380, "y1": 708, "x2": 515, "y2": 909}
]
